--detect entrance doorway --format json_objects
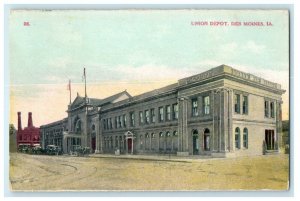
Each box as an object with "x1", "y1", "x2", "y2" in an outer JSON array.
[
  {"x1": 91, "y1": 137, "x2": 96, "y2": 152},
  {"x1": 192, "y1": 130, "x2": 199, "y2": 155},
  {"x1": 127, "y1": 138, "x2": 132, "y2": 153},
  {"x1": 204, "y1": 128, "x2": 210, "y2": 151},
  {"x1": 265, "y1": 129, "x2": 275, "y2": 150},
  {"x1": 124, "y1": 131, "x2": 135, "y2": 154}
]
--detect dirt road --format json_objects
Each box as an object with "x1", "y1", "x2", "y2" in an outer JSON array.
[{"x1": 9, "y1": 153, "x2": 289, "y2": 191}]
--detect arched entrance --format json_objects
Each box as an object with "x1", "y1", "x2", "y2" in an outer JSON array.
[
  {"x1": 204, "y1": 128, "x2": 210, "y2": 151},
  {"x1": 192, "y1": 130, "x2": 199, "y2": 155},
  {"x1": 124, "y1": 131, "x2": 135, "y2": 154},
  {"x1": 91, "y1": 124, "x2": 96, "y2": 153}
]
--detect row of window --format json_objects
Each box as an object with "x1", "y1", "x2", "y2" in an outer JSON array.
[
  {"x1": 234, "y1": 94, "x2": 248, "y2": 114},
  {"x1": 191, "y1": 95, "x2": 210, "y2": 117},
  {"x1": 103, "y1": 104, "x2": 179, "y2": 130},
  {"x1": 234, "y1": 127, "x2": 248, "y2": 149},
  {"x1": 103, "y1": 131, "x2": 179, "y2": 150},
  {"x1": 265, "y1": 100, "x2": 275, "y2": 118}
]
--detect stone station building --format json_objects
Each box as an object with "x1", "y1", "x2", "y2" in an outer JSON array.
[{"x1": 40, "y1": 65, "x2": 285, "y2": 157}]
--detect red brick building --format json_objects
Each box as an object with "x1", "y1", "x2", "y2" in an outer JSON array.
[{"x1": 17, "y1": 112, "x2": 40, "y2": 147}]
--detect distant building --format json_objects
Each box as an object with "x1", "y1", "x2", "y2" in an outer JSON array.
[
  {"x1": 17, "y1": 112, "x2": 40, "y2": 147},
  {"x1": 40, "y1": 65, "x2": 285, "y2": 157}
]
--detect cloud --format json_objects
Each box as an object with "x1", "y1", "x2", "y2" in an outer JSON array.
[{"x1": 244, "y1": 41, "x2": 266, "y2": 54}]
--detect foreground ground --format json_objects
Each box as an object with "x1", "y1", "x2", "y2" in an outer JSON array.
[{"x1": 9, "y1": 153, "x2": 289, "y2": 191}]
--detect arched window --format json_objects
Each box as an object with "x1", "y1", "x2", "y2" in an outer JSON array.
[
  {"x1": 204, "y1": 128, "x2": 210, "y2": 151},
  {"x1": 139, "y1": 134, "x2": 143, "y2": 149},
  {"x1": 192, "y1": 129, "x2": 199, "y2": 154},
  {"x1": 115, "y1": 136, "x2": 118, "y2": 148},
  {"x1": 243, "y1": 128, "x2": 248, "y2": 149},
  {"x1": 235, "y1": 127, "x2": 240, "y2": 149},
  {"x1": 166, "y1": 131, "x2": 171, "y2": 150},
  {"x1": 159, "y1": 132, "x2": 164, "y2": 151},
  {"x1": 151, "y1": 133, "x2": 155, "y2": 150},
  {"x1": 192, "y1": 129, "x2": 198, "y2": 135},
  {"x1": 173, "y1": 131, "x2": 178, "y2": 136},
  {"x1": 173, "y1": 131, "x2": 178, "y2": 151},
  {"x1": 75, "y1": 119, "x2": 81, "y2": 133},
  {"x1": 145, "y1": 133, "x2": 150, "y2": 150},
  {"x1": 110, "y1": 136, "x2": 113, "y2": 149}
]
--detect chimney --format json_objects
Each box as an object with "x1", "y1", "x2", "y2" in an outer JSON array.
[
  {"x1": 28, "y1": 112, "x2": 33, "y2": 127},
  {"x1": 17, "y1": 112, "x2": 22, "y2": 131}
]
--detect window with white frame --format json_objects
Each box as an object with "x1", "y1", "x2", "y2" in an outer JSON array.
[
  {"x1": 235, "y1": 127, "x2": 240, "y2": 149},
  {"x1": 192, "y1": 98, "x2": 198, "y2": 116},
  {"x1": 204, "y1": 95, "x2": 210, "y2": 115},
  {"x1": 243, "y1": 128, "x2": 248, "y2": 149}
]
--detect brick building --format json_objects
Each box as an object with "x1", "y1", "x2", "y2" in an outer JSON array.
[
  {"x1": 17, "y1": 112, "x2": 40, "y2": 147},
  {"x1": 40, "y1": 65, "x2": 285, "y2": 157}
]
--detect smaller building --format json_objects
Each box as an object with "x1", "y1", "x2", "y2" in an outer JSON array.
[{"x1": 16, "y1": 112, "x2": 40, "y2": 147}]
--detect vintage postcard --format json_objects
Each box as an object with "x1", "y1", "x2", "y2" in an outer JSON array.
[{"x1": 8, "y1": 9, "x2": 289, "y2": 191}]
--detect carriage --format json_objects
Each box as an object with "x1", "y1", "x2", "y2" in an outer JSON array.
[{"x1": 70, "y1": 145, "x2": 90, "y2": 157}]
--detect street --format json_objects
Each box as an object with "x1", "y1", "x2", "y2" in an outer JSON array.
[{"x1": 9, "y1": 153, "x2": 289, "y2": 191}]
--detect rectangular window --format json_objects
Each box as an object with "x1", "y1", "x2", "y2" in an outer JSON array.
[
  {"x1": 150, "y1": 108, "x2": 155, "y2": 123},
  {"x1": 270, "y1": 102, "x2": 275, "y2": 118},
  {"x1": 192, "y1": 98, "x2": 198, "y2": 116},
  {"x1": 108, "y1": 118, "x2": 111, "y2": 129},
  {"x1": 130, "y1": 112, "x2": 135, "y2": 127},
  {"x1": 114, "y1": 117, "x2": 118, "y2": 129},
  {"x1": 145, "y1": 110, "x2": 150, "y2": 124},
  {"x1": 103, "y1": 119, "x2": 106, "y2": 130},
  {"x1": 235, "y1": 129, "x2": 240, "y2": 149},
  {"x1": 242, "y1": 96, "x2": 248, "y2": 114},
  {"x1": 118, "y1": 116, "x2": 122, "y2": 128},
  {"x1": 159, "y1": 107, "x2": 164, "y2": 122},
  {"x1": 109, "y1": 118, "x2": 112, "y2": 129},
  {"x1": 204, "y1": 96, "x2": 210, "y2": 115},
  {"x1": 173, "y1": 103, "x2": 178, "y2": 120},
  {"x1": 123, "y1": 114, "x2": 127, "y2": 127},
  {"x1": 139, "y1": 111, "x2": 144, "y2": 124},
  {"x1": 234, "y1": 94, "x2": 240, "y2": 113},
  {"x1": 265, "y1": 101, "x2": 269, "y2": 117},
  {"x1": 106, "y1": 119, "x2": 109, "y2": 130},
  {"x1": 166, "y1": 105, "x2": 171, "y2": 120}
]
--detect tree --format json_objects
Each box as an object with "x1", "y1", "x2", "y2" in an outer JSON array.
[{"x1": 9, "y1": 124, "x2": 17, "y2": 152}]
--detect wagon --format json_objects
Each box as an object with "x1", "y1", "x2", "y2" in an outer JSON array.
[
  {"x1": 46, "y1": 145, "x2": 62, "y2": 155},
  {"x1": 18, "y1": 144, "x2": 31, "y2": 153},
  {"x1": 70, "y1": 145, "x2": 90, "y2": 157}
]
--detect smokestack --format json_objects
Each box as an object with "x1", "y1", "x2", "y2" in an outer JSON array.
[
  {"x1": 28, "y1": 112, "x2": 33, "y2": 127},
  {"x1": 17, "y1": 112, "x2": 22, "y2": 131}
]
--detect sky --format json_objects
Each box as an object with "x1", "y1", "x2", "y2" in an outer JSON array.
[{"x1": 9, "y1": 10, "x2": 289, "y2": 127}]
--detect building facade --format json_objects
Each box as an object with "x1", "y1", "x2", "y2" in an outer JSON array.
[
  {"x1": 40, "y1": 65, "x2": 285, "y2": 157},
  {"x1": 17, "y1": 112, "x2": 40, "y2": 147}
]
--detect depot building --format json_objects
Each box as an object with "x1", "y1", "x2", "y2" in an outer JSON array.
[{"x1": 40, "y1": 65, "x2": 285, "y2": 157}]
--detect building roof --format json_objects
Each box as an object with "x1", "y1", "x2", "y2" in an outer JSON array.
[
  {"x1": 69, "y1": 90, "x2": 132, "y2": 111},
  {"x1": 94, "y1": 90, "x2": 132, "y2": 107}
]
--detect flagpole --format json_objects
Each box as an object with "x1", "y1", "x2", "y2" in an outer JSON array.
[
  {"x1": 84, "y1": 67, "x2": 87, "y2": 98},
  {"x1": 69, "y1": 79, "x2": 71, "y2": 105}
]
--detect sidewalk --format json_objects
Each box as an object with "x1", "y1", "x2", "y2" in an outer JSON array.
[{"x1": 88, "y1": 153, "x2": 213, "y2": 162}]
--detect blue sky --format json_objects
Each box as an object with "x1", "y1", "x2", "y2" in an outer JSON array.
[{"x1": 9, "y1": 10, "x2": 289, "y2": 126}]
